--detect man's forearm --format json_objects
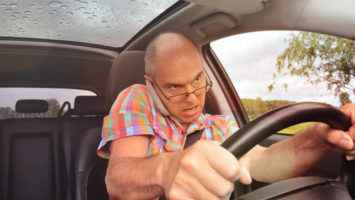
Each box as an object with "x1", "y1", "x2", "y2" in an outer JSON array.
[
  {"x1": 248, "y1": 126, "x2": 329, "y2": 183},
  {"x1": 105, "y1": 154, "x2": 168, "y2": 200}
]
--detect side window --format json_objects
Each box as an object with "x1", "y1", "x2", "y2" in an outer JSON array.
[
  {"x1": 0, "y1": 88, "x2": 95, "y2": 119},
  {"x1": 211, "y1": 31, "x2": 354, "y2": 134}
]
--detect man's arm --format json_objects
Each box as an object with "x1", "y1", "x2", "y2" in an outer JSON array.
[
  {"x1": 243, "y1": 103, "x2": 355, "y2": 183},
  {"x1": 106, "y1": 136, "x2": 252, "y2": 200},
  {"x1": 105, "y1": 136, "x2": 165, "y2": 199}
]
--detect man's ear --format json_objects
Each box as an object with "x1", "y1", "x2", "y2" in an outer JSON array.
[
  {"x1": 144, "y1": 77, "x2": 170, "y2": 116},
  {"x1": 144, "y1": 75, "x2": 152, "y2": 82}
]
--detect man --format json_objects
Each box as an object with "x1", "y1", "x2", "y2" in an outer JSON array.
[{"x1": 98, "y1": 32, "x2": 355, "y2": 200}]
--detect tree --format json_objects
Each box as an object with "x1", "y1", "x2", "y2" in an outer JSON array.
[
  {"x1": 340, "y1": 92, "x2": 351, "y2": 106},
  {"x1": 0, "y1": 98, "x2": 60, "y2": 119},
  {"x1": 269, "y1": 32, "x2": 355, "y2": 103},
  {"x1": 45, "y1": 98, "x2": 61, "y2": 118}
]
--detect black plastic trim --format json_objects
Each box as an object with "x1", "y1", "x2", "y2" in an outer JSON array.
[{"x1": 202, "y1": 44, "x2": 250, "y2": 127}]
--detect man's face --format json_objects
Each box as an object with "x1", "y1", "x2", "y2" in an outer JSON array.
[{"x1": 152, "y1": 42, "x2": 206, "y2": 127}]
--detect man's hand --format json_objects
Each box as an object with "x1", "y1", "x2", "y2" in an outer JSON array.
[
  {"x1": 312, "y1": 103, "x2": 355, "y2": 160},
  {"x1": 162, "y1": 140, "x2": 251, "y2": 200}
]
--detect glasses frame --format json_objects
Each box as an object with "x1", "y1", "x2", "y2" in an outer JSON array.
[{"x1": 151, "y1": 70, "x2": 213, "y2": 103}]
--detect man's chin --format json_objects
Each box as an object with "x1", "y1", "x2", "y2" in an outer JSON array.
[{"x1": 178, "y1": 108, "x2": 201, "y2": 123}]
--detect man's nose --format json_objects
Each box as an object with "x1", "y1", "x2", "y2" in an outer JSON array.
[{"x1": 185, "y1": 85, "x2": 198, "y2": 102}]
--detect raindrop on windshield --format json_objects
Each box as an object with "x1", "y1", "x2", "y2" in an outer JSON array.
[
  {"x1": 49, "y1": 1, "x2": 63, "y2": 7},
  {"x1": 75, "y1": 0, "x2": 88, "y2": 4},
  {"x1": 9, "y1": 3, "x2": 17, "y2": 8},
  {"x1": 75, "y1": 7, "x2": 85, "y2": 11}
]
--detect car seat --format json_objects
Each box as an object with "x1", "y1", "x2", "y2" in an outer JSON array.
[{"x1": 75, "y1": 51, "x2": 145, "y2": 200}]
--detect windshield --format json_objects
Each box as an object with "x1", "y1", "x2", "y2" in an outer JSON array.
[{"x1": 0, "y1": 0, "x2": 178, "y2": 47}]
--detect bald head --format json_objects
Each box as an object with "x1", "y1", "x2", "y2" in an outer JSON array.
[{"x1": 144, "y1": 32, "x2": 201, "y2": 78}]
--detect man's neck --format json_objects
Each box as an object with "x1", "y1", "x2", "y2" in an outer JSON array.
[{"x1": 182, "y1": 123, "x2": 189, "y2": 133}]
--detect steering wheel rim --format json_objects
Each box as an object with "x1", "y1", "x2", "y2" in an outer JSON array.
[
  {"x1": 221, "y1": 102, "x2": 353, "y2": 199},
  {"x1": 221, "y1": 102, "x2": 351, "y2": 159}
]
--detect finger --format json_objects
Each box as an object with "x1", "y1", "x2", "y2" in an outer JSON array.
[
  {"x1": 346, "y1": 155, "x2": 355, "y2": 161},
  {"x1": 168, "y1": 175, "x2": 221, "y2": 200},
  {"x1": 348, "y1": 126, "x2": 355, "y2": 140},
  {"x1": 341, "y1": 104, "x2": 355, "y2": 124},
  {"x1": 202, "y1": 141, "x2": 240, "y2": 181},
  {"x1": 345, "y1": 149, "x2": 355, "y2": 156},
  {"x1": 326, "y1": 129, "x2": 353, "y2": 150},
  {"x1": 239, "y1": 162, "x2": 252, "y2": 185},
  {"x1": 190, "y1": 162, "x2": 235, "y2": 198}
]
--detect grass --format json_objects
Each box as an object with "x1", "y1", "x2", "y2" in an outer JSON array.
[
  {"x1": 278, "y1": 122, "x2": 314, "y2": 135},
  {"x1": 248, "y1": 114, "x2": 314, "y2": 135}
]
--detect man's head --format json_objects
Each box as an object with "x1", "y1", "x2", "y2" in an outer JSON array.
[{"x1": 144, "y1": 32, "x2": 209, "y2": 127}]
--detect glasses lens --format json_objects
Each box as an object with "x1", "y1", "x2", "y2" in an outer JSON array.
[
  {"x1": 169, "y1": 95, "x2": 186, "y2": 103},
  {"x1": 168, "y1": 85, "x2": 210, "y2": 103},
  {"x1": 194, "y1": 86, "x2": 207, "y2": 96}
]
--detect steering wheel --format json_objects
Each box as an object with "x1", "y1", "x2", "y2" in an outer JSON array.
[{"x1": 221, "y1": 102, "x2": 354, "y2": 199}]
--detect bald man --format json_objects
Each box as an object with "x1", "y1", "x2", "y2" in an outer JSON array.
[{"x1": 98, "y1": 32, "x2": 355, "y2": 200}]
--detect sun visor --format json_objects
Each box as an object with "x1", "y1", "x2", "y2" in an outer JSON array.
[
  {"x1": 185, "y1": 0, "x2": 267, "y2": 15},
  {"x1": 191, "y1": 13, "x2": 238, "y2": 38},
  {"x1": 296, "y1": 0, "x2": 355, "y2": 38}
]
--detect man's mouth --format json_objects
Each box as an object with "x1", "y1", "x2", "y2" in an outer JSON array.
[{"x1": 182, "y1": 105, "x2": 199, "y2": 117}]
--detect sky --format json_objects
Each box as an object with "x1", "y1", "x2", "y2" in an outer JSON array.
[{"x1": 211, "y1": 31, "x2": 355, "y2": 107}]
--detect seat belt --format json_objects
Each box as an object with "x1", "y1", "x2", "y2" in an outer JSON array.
[
  {"x1": 160, "y1": 129, "x2": 204, "y2": 200},
  {"x1": 184, "y1": 129, "x2": 204, "y2": 149}
]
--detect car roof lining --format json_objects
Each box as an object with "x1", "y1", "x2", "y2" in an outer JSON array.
[
  {"x1": 126, "y1": 0, "x2": 355, "y2": 51},
  {"x1": 0, "y1": 41, "x2": 118, "y2": 96}
]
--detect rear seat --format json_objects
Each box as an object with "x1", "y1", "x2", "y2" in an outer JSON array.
[
  {"x1": 60, "y1": 95, "x2": 107, "y2": 200},
  {"x1": 0, "y1": 99, "x2": 67, "y2": 200},
  {"x1": 74, "y1": 51, "x2": 146, "y2": 200}
]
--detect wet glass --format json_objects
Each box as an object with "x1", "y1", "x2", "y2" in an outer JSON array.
[{"x1": 0, "y1": 0, "x2": 177, "y2": 47}]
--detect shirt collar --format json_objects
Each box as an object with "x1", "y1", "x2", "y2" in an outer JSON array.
[{"x1": 169, "y1": 113, "x2": 210, "y2": 135}]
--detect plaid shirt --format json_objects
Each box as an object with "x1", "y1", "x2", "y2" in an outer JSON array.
[{"x1": 97, "y1": 84, "x2": 239, "y2": 158}]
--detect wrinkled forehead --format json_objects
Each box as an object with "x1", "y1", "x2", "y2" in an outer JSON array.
[{"x1": 154, "y1": 63, "x2": 204, "y2": 86}]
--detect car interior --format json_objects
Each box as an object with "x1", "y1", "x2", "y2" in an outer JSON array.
[{"x1": 0, "y1": 0, "x2": 355, "y2": 199}]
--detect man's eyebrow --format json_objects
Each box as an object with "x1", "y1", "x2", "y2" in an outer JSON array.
[
  {"x1": 163, "y1": 82, "x2": 184, "y2": 88},
  {"x1": 163, "y1": 70, "x2": 204, "y2": 88},
  {"x1": 194, "y1": 71, "x2": 203, "y2": 79}
]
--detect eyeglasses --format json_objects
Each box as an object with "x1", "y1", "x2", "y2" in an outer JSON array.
[{"x1": 152, "y1": 73, "x2": 213, "y2": 103}]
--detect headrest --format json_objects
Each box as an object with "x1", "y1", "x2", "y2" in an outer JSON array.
[
  {"x1": 15, "y1": 99, "x2": 48, "y2": 113},
  {"x1": 72, "y1": 96, "x2": 106, "y2": 115},
  {"x1": 106, "y1": 51, "x2": 145, "y2": 110}
]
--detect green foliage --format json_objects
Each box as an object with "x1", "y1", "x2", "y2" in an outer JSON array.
[
  {"x1": 340, "y1": 92, "x2": 351, "y2": 106},
  {"x1": 242, "y1": 97, "x2": 312, "y2": 135},
  {"x1": 242, "y1": 97, "x2": 296, "y2": 120},
  {"x1": 0, "y1": 98, "x2": 61, "y2": 119},
  {"x1": 270, "y1": 32, "x2": 355, "y2": 103}
]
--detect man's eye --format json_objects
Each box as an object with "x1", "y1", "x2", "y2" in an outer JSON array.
[
  {"x1": 170, "y1": 85, "x2": 180, "y2": 90},
  {"x1": 194, "y1": 75, "x2": 203, "y2": 84}
]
